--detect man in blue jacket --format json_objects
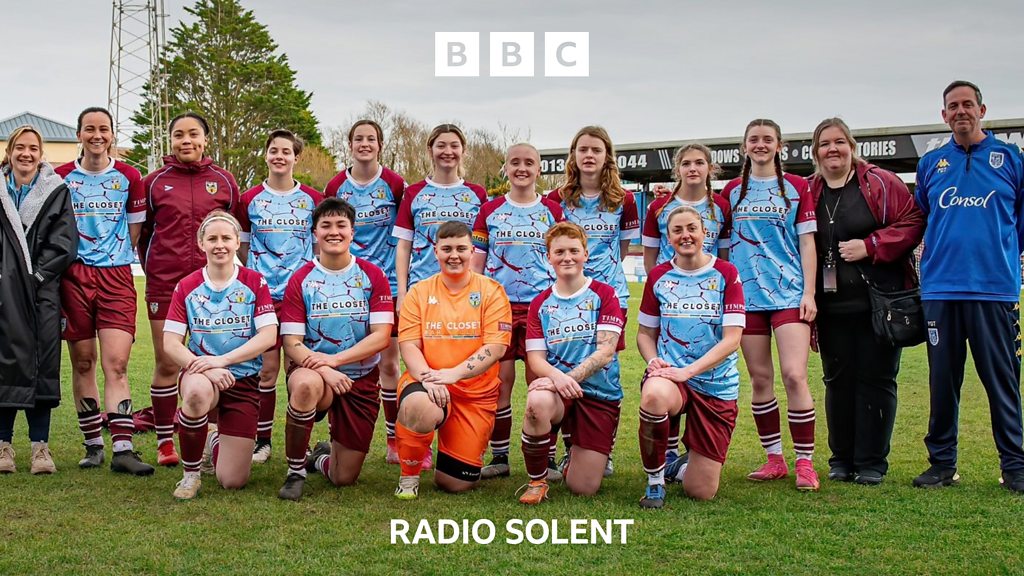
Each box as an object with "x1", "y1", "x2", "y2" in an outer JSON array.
[{"x1": 914, "y1": 80, "x2": 1024, "y2": 492}]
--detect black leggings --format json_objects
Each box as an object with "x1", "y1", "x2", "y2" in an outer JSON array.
[{"x1": 0, "y1": 407, "x2": 53, "y2": 443}]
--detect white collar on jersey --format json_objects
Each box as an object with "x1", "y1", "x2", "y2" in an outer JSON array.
[
  {"x1": 314, "y1": 256, "x2": 357, "y2": 276},
  {"x1": 425, "y1": 176, "x2": 465, "y2": 189},
  {"x1": 202, "y1": 264, "x2": 240, "y2": 292},
  {"x1": 263, "y1": 180, "x2": 301, "y2": 196},
  {"x1": 671, "y1": 255, "x2": 716, "y2": 276},
  {"x1": 672, "y1": 194, "x2": 708, "y2": 208},
  {"x1": 504, "y1": 193, "x2": 542, "y2": 208},
  {"x1": 74, "y1": 157, "x2": 116, "y2": 177},
  {"x1": 551, "y1": 276, "x2": 593, "y2": 300},
  {"x1": 346, "y1": 165, "x2": 383, "y2": 187}
]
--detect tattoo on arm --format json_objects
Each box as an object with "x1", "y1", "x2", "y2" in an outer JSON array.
[
  {"x1": 566, "y1": 332, "x2": 616, "y2": 383},
  {"x1": 466, "y1": 363, "x2": 475, "y2": 371}
]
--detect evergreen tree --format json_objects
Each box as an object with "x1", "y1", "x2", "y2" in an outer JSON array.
[{"x1": 130, "y1": 0, "x2": 321, "y2": 186}]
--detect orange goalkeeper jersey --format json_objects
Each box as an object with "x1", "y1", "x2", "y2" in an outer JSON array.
[{"x1": 398, "y1": 272, "x2": 512, "y2": 402}]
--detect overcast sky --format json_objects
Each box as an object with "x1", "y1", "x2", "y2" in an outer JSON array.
[{"x1": 7, "y1": 0, "x2": 1024, "y2": 150}]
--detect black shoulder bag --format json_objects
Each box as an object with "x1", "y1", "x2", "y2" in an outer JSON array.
[{"x1": 856, "y1": 264, "x2": 926, "y2": 348}]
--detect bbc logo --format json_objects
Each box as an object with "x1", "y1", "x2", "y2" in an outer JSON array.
[{"x1": 435, "y1": 32, "x2": 589, "y2": 77}]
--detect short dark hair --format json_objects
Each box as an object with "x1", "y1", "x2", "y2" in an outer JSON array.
[
  {"x1": 943, "y1": 80, "x2": 983, "y2": 107},
  {"x1": 265, "y1": 129, "x2": 304, "y2": 156},
  {"x1": 169, "y1": 112, "x2": 210, "y2": 136},
  {"x1": 436, "y1": 220, "x2": 471, "y2": 240},
  {"x1": 76, "y1": 107, "x2": 113, "y2": 133},
  {"x1": 312, "y1": 197, "x2": 356, "y2": 229}
]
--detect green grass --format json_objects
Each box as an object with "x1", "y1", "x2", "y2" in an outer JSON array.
[{"x1": 1, "y1": 280, "x2": 1022, "y2": 575}]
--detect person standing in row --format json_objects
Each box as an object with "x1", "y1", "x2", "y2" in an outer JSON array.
[
  {"x1": 55, "y1": 107, "x2": 153, "y2": 475},
  {"x1": 240, "y1": 129, "x2": 323, "y2": 464},
  {"x1": 393, "y1": 124, "x2": 488, "y2": 470},
  {"x1": 807, "y1": 117, "x2": 924, "y2": 485},
  {"x1": 546, "y1": 126, "x2": 639, "y2": 476},
  {"x1": 913, "y1": 80, "x2": 1024, "y2": 492},
  {"x1": 475, "y1": 143, "x2": 564, "y2": 480},
  {"x1": 0, "y1": 125, "x2": 78, "y2": 474},
  {"x1": 723, "y1": 119, "x2": 820, "y2": 491},
  {"x1": 325, "y1": 120, "x2": 406, "y2": 465},
  {"x1": 139, "y1": 112, "x2": 243, "y2": 466}
]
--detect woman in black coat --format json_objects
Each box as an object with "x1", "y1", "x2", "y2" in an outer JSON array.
[{"x1": 0, "y1": 125, "x2": 78, "y2": 474}]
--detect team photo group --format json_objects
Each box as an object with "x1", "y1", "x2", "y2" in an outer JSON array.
[{"x1": 1, "y1": 78, "x2": 1023, "y2": 509}]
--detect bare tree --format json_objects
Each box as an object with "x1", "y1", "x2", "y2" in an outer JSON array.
[{"x1": 327, "y1": 101, "x2": 533, "y2": 193}]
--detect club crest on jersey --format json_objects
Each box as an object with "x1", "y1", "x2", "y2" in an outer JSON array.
[
  {"x1": 372, "y1": 188, "x2": 386, "y2": 200},
  {"x1": 990, "y1": 152, "x2": 1005, "y2": 169},
  {"x1": 150, "y1": 302, "x2": 159, "y2": 314},
  {"x1": 937, "y1": 158, "x2": 950, "y2": 173},
  {"x1": 708, "y1": 280, "x2": 718, "y2": 291},
  {"x1": 229, "y1": 290, "x2": 247, "y2": 304},
  {"x1": 428, "y1": 296, "x2": 438, "y2": 305},
  {"x1": 928, "y1": 328, "x2": 939, "y2": 346},
  {"x1": 296, "y1": 199, "x2": 308, "y2": 210},
  {"x1": 206, "y1": 181, "x2": 219, "y2": 195},
  {"x1": 469, "y1": 291, "x2": 481, "y2": 308},
  {"x1": 111, "y1": 179, "x2": 122, "y2": 191},
  {"x1": 583, "y1": 298, "x2": 594, "y2": 311}
]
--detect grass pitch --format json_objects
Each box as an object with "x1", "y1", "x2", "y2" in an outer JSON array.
[{"x1": 1, "y1": 281, "x2": 1022, "y2": 575}]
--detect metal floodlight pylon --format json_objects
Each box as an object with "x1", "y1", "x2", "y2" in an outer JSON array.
[{"x1": 108, "y1": 0, "x2": 168, "y2": 173}]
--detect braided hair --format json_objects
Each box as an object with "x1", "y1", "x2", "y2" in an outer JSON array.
[{"x1": 736, "y1": 119, "x2": 790, "y2": 211}]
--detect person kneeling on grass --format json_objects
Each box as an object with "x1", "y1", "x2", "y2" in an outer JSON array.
[
  {"x1": 277, "y1": 198, "x2": 393, "y2": 501},
  {"x1": 393, "y1": 220, "x2": 511, "y2": 500},
  {"x1": 637, "y1": 206, "x2": 745, "y2": 508},
  {"x1": 163, "y1": 210, "x2": 278, "y2": 500},
  {"x1": 517, "y1": 222, "x2": 624, "y2": 505}
]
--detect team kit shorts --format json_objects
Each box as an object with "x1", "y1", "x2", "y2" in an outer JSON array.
[
  {"x1": 501, "y1": 302, "x2": 531, "y2": 362},
  {"x1": 287, "y1": 365, "x2": 382, "y2": 454},
  {"x1": 60, "y1": 263, "x2": 137, "y2": 340},
  {"x1": 178, "y1": 373, "x2": 261, "y2": 439},
  {"x1": 398, "y1": 380, "x2": 495, "y2": 482},
  {"x1": 560, "y1": 395, "x2": 621, "y2": 456},
  {"x1": 641, "y1": 371, "x2": 738, "y2": 464},
  {"x1": 743, "y1": 308, "x2": 803, "y2": 336}
]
